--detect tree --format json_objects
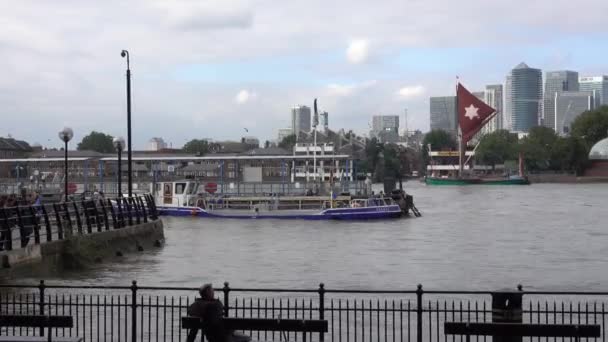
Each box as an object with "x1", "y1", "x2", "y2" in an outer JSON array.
[
  {"x1": 570, "y1": 106, "x2": 608, "y2": 147},
  {"x1": 518, "y1": 126, "x2": 558, "y2": 171},
  {"x1": 182, "y1": 139, "x2": 209, "y2": 155},
  {"x1": 278, "y1": 134, "x2": 296, "y2": 151},
  {"x1": 264, "y1": 140, "x2": 270, "y2": 149},
  {"x1": 475, "y1": 130, "x2": 518, "y2": 167},
  {"x1": 77, "y1": 131, "x2": 114, "y2": 153},
  {"x1": 549, "y1": 136, "x2": 589, "y2": 175}
]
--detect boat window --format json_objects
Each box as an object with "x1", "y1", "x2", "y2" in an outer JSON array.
[
  {"x1": 175, "y1": 183, "x2": 186, "y2": 194},
  {"x1": 186, "y1": 182, "x2": 196, "y2": 194},
  {"x1": 155, "y1": 183, "x2": 161, "y2": 192}
]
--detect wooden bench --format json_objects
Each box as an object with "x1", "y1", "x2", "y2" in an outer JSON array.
[
  {"x1": 445, "y1": 322, "x2": 601, "y2": 342},
  {"x1": 182, "y1": 316, "x2": 328, "y2": 342},
  {"x1": 0, "y1": 315, "x2": 80, "y2": 342}
]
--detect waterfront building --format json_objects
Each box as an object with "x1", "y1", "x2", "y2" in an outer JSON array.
[
  {"x1": 482, "y1": 84, "x2": 504, "y2": 134},
  {"x1": 370, "y1": 115, "x2": 399, "y2": 143},
  {"x1": 554, "y1": 91, "x2": 593, "y2": 135},
  {"x1": 585, "y1": 137, "x2": 608, "y2": 177},
  {"x1": 579, "y1": 76, "x2": 608, "y2": 108},
  {"x1": 429, "y1": 96, "x2": 457, "y2": 135},
  {"x1": 543, "y1": 71, "x2": 579, "y2": 130},
  {"x1": 319, "y1": 112, "x2": 329, "y2": 131},
  {"x1": 277, "y1": 128, "x2": 293, "y2": 142},
  {"x1": 291, "y1": 105, "x2": 311, "y2": 137},
  {"x1": 146, "y1": 137, "x2": 168, "y2": 151},
  {"x1": 506, "y1": 62, "x2": 542, "y2": 133}
]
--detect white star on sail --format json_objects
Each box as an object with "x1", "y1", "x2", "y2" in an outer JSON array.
[{"x1": 464, "y1": 104, "x2": 479, "y2": 120}]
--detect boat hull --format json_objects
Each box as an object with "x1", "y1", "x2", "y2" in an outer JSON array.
[
  {"x1": 425, "y1": 177, "x2": 530, "y2": 185},
  {"x1": 157, "y1": 205, "x2": 404, "y2": 220}
]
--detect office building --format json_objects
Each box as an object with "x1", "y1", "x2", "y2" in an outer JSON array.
[
  {"x1": 370, "y1": 115, "x2": 400, "y2": 143},
  {"x1": 291, "y1": 105, "x2": 311, "y2": 137},
  {"x1": 554, "y1": 91, "x2": 593, "y2": 135},
  {"x1": 482, "y1": 84, "x2": 504, "y2": 134},
  {"x1": 506, "y1": 62, "x2": 542, "y2": 132},
  {"x1": 543, "y1": 71, "x2": 579, "y2": 130},
  {"x1": 579, "y1": 76, "x2": 608, "y2": 108},
  {"x1": 277, "y1": 128, "x2": 293, "y2": 142},
  {"x1": 429, "y1": 96, "x2": 457, "y2": 134}
]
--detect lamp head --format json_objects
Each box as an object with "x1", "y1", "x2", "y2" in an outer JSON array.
[
  {"x1": 121, "y1": 50, "x2": 127, "y2": 58},
  {"x1": 58, "y1": 127, "x2": 74, "y2": 143},
  {"x1": 113, "y1": 136, "x2": 126, "y2": 151}
]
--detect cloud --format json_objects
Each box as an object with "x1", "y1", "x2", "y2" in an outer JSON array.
[
  {"x1": 235, "y1": 89, "x2": 256, "y2": 104},
  {"x1": 396, "y1": 85, "x2": 426, "y2": 99},
  {"x1": 346, "y1": 39, "x2": 370, "y2": 64},
  {"x1": 326, "y1": 80, "x2": 377, "y2": 97},
  {"x1": 153, "y1": 0, "x2": 253, "y2": 31}
]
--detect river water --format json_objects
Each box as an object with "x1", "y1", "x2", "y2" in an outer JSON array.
[{"x1": 8, "y1": 182, "x2": 608, "y2": 291}]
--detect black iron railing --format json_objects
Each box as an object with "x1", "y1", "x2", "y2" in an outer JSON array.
[
  {"x1": 1, "y1": 283, "x2": 608, "y2": 342},
  {"x1": 0, "y1": 194, "x2": 159, "y2": 251}
]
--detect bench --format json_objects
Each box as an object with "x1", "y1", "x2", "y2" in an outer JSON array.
[
  {"x1": 0, "y1": 315, "x2": 80, "y2": 342},
  {"x1": 182, "y1": 317, "x2": 328, "y2": 342},
  {"x1": 445, "y1": 322, "x2": 601, "y2": 342}
]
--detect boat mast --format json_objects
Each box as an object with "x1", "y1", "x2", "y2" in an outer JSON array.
[{"x1": 457, "y1": 80, "x2": 464, "y2": 178}]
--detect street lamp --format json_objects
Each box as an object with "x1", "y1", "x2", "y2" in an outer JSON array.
[
  {"x1": 113, "y1": 137, "x2": 125, "y2": 197},
  {"x1": 121, "y1": 49, "x2": 133, "y2": 197},
  {"x1": 58, "y1": 127, "x2": 74, "y2": 202}
]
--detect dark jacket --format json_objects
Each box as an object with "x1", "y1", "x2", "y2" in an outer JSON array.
[{"x1": 187, "y1": 298, "x2": 227, "y2": 342}]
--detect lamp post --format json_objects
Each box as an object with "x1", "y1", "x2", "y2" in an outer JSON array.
[
  {"x1": 58, "y1": 127, "x2": 74, "y2": 202},
  {"x1": 121, "y1": 49, "x2": 133, "y2": 197},
  {"x1": 113, "y1": 137, "x2": 125, "y2": 197}
]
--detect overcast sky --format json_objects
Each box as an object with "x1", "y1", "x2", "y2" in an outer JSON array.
[{"x1": 2, "y1": 0, "x2": 607, "y2": 149}]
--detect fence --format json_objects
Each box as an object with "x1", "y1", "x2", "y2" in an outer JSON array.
[
  {"x1": 1, "y1": 283, "x2": 607, "y2": 342},
  {"x1": 0, "y1": 194, "x2": 159, "y2": 251}
]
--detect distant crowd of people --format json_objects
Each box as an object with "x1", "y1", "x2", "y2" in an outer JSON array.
[{"x1": 0, "y1": 191, "x2": 42, "y2": 250}]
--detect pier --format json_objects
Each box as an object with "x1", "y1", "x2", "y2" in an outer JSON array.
[{"x1": 0, "y1": 194, "x2": 163, "y2": 269}]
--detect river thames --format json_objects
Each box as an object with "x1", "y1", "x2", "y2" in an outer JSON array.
[{"x1": 9, "y1": 182, "x2": 608, "y2": 291}]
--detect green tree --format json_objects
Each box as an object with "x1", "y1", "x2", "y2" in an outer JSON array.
[
  {"x1": 182, "y1": 139, "x2": 209, "y2": 155},
  {"x1": 77, "y1": 131, "x2": 114, "y2": 153},
  {"x1": 570, "y1": 105, "x2": 608, "y2": 147},
  {"x1": 549, "y1": 136, "x2": 589, "y2": 174},
  {"x1": 518, "y1": 126, "x2": 558, "y2": 171},
  {"x1": 475, "y1": 130, "x2": 518, "y2": 167},
  {"x1": 278, "y1": 134, "x2": 296, "y2": 151}
]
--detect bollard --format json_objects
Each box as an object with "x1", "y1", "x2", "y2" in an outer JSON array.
[{"x1": 491, "y1": 288, "x2": 523, "y2": 342}]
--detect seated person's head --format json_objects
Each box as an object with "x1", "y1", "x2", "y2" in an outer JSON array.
[{"x1": 199, "y1": 283, "x2": 214, "y2": 300}]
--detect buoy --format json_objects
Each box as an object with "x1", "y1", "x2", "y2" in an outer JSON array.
[
  {"x1": 137, "y1": 245, "x2": 144, "y2": 252},
  {"x1": 115, "y1": 251, "x2": 123, "y2": 257},
  {"x1": 154, "y1": 240, "x2": 162, "y2": 247}
]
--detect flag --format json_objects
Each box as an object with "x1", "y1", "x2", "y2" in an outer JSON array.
[
  {"x1": 313, "y1": 98, "x2": 319, "y2": 127},
  {"x1": 457, "y1": 83, "x2": 496, "y2": 143}
]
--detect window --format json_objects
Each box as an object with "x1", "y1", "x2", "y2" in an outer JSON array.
[{"x1": 175, "y1": 183, "x2": 186, "y2": 194}]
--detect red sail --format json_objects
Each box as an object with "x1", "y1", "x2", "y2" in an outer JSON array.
[{"x1": 457, "y1": 83, "x2": 496, "y2": 143}]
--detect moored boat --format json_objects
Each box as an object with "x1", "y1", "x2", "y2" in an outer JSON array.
[{"x1": 424, "y1": 175, "x2": 529, "y2": 186}]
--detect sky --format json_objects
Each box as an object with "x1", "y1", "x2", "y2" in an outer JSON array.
[{"x1": 1, "y1": 0, "x2": 608, "y2": 149}]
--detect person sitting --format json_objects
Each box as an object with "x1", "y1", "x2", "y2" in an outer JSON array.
[{"x1": 187, "y1": 284, "x2": 228, "y2": 342}]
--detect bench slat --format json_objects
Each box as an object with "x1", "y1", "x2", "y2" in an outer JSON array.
[
  {"x1": 181, "y1": 317, "x2": 328, "y2": 333},
  {"x1": 0, "y1": 316, "x2": 73, "y2": 328},
  {"x1": 444, "y1": 322, "x2": 601, "y2": 337}
]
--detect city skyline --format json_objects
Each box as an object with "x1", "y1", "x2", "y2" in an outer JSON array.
[{"x1": 1, "y1": 1, "x2": 608, "y2": 148}]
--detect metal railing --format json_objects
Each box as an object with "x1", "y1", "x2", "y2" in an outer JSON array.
[
  {"x1": 0, "y1": 194, "x2": 159, "y2": 251},
  {"x1": 1, "y1": 283, "x2": 607, "y2": 341}
]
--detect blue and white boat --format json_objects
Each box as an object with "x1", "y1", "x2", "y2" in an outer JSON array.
[{"x1": 151, "y1": 180, "x2": 408, "y2": 220}]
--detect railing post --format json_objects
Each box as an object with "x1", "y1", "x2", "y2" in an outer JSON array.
[
  {"x1": 131, "y1": 280, "x2": 138, "y2": 342},
  {"x1": 416, "y1": 284, "x2": 423, "y2": 342},
  {"x1": 52, "y1": 203, "x2": 64, "y2": 240},
  {"x1": 72, "y1": 202, "x2": 83, "y2": 234},
  {"x1": 62, "y1": 202, "x2": 73, "y2": 237},
  {"x1": 82, "y1": 200, "x2": 92, "y2": 234},
  {"x1": 99, "y1": 199, "x2": 110, "y2": 231},
  {"x1": 40, "y1": 205, "x2": 52, "y2": 242},
  {"x1": 125, "y1": 198, "x2": 133, "y2": 226},
  {"x1": 91, "y1": 200, "x2": 103, "y2": 232},
  {"x1": 117, "y1": 198, "x2": 125, "y2": 228},
  {"x1": 138, "y1": 197, "x2": 148, "y2": 223},
  {"x1": 28, "y1": 206, "x2": 41, "y2": 245},
  {"x1": 223, "y1": 282, "x2": 230, "y2": 317},
  {"x1": 38, "y1": 280, "x2": 45, "y2": 336},
  {"x1": 108, "y1": 199, "x2": 118, "y2": 229},
  {"x1": 0, "y1": 208, "x2": 12, "y2": 251},
  {"x1": 318, "y1": 283, "x2": 325, "y2": 342},
  {"x1": 15, "y1": 207, "x2": 26, "y2": 248}
]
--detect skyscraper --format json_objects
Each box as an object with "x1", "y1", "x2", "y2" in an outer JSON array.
[
  {"x1": 579, "y1": 76, "x2": 608, "y2": 108},
  {"x1": 291, "y1": 105, "x2": 311, "y2": 137},
  {"x1": 370, "y1": 115, "x2": 399, "y2": 143},
  {"x1": 506, "y1": 62, "x2": 542, "y2": 132},
  {"x1": 429, "y1": 96, "x2": 457, "y2": 135},
  {"x1": 554, "y1": 91, "x2": 593, "y2": 135},
  {"x1": 483, "y1": 84, "x2": 504, "y2": 134},
  {"x1": 319, "y1": 112, "x2": 329, "y2": 130},
  {"x1": 543, "y1": 70, "x2": 579, "y2": 130}
]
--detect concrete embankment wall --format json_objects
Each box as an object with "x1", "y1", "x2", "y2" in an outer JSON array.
[
  {"x1": 1, "y1": 220, "x2": 164, "y2": 272},
  {"x1": 527, "y1": 174, "x2": 608, "y2": 183}
]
